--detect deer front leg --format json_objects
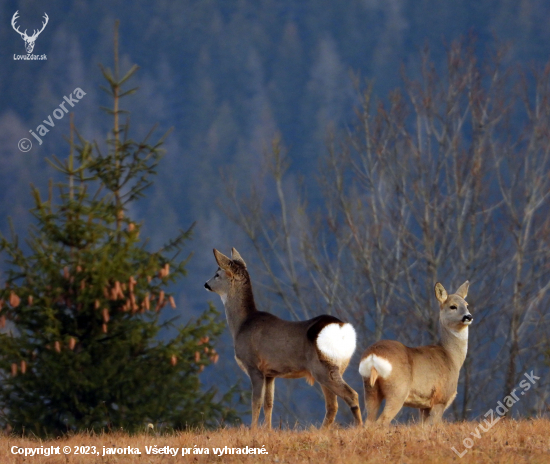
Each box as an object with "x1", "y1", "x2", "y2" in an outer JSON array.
[
  {"x1": 249, "y1": 369, "x2": 266, "y2": 429},
  {"x1": 321, "y1": 385, "x2": 338, "y2": 427},
  {"x1": 419, "y1": 408, "x2": 430, "y2": 424},
  {"x1": 426, "y1": 404, "x2": 445, "y2": 424},
  {"x1": 263, "y1": 376, "x2": 275, "y2": 429}
]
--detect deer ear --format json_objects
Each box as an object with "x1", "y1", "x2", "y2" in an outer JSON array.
[
  {"x1": 434, "y1": 282, "x2": 448, "y2": 305},
  {"x1": 213, "y1": 249, "x2": 231, "y2": 270},
  {"x1": 231, "y1": 248, "x2": 247, "y2": 268},
  {"x1": 455, "y1": 280, "x2": 469, "y2": 299},
  {"x1": 223, "y1": 268, "x2": 235, "y2": 279}
]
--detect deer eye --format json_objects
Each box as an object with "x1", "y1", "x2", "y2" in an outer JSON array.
[{"x1": 450, "y1": 305, "x2": 457, "y2": 310}]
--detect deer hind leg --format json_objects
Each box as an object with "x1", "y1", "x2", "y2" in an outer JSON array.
[
  {"x1": 376, "y1": 386, "x2": 408, "y2": 426},
  {"x1": 263, "y1": 376, "x2": 275, "y2": 429},
  {"x1": 321, "y1": 385, "x2": 338, "y2": 427},
  {"x1": 314, "y1": 364, "x2": 362, "y2": 426},
  {"x1": 364, "y1": 379, "x2": 383, "y2": 423},
  {"x1": 249, "y1": 368, "x2": 266, "y2": 429}
]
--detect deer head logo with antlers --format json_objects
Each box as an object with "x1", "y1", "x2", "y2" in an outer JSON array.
[{"x1": 11, "y1": 11, "x2": 49, "y2": 54}]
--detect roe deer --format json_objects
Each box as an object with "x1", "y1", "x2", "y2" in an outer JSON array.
[
  {"x1": 204, "y1": 248, "x2": 362, "y2": 429},
  {"x1": 358, "y1": 281, "x2": 473, "y2": 425}
]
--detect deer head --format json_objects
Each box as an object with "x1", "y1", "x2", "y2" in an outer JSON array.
[{"x1": 11, "y1": 11, "x2": 49, "y2": 54}]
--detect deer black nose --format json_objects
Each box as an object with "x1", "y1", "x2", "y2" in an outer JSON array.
[
  {"x1": 462, "y1": 314, "x2": 473, "y2": 323},
  {"x1": 204, "y1": 282, "x2": 211, "y2": 291}
]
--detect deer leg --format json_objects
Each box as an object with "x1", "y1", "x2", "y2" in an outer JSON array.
[
  {"x1": 364, "y1": 379, "x2": 382, "y2": 423},
  {"x1": 331, "y1": 380, "x2": 362, "y2": 426},
  {"x1": 314, "y1": 365, "x2": 362, "y2": 426},
  {"x1": 321, "y1": 385, "x2": 338, "y2": 427},
  {"x1": 263, "y1": 376, "x2": 275, "y2": 429},
  {"x1": 249, "y1": 369, "x2": 266, "y2": 429},
  {"x1": 419, "y1": 408, "x2": 431, "y2": 424},
  {"x1": 427, "y1": 404, "x2": 445, "y2": 424},
  {"x1": 376, "y1": 390, "x2": 407, "y2": 426}
]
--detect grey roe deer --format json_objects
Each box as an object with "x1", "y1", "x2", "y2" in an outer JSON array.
[
  {"x1": 359, "y1": 281, "x2": 473, "y2": 425},
  {"x1": 204, "y1": 248, "x2": 362, "y2": 429}
]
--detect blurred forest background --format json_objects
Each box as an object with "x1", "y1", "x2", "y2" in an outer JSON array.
[{"x1": 0, "y1": 0, "x2": 549, "y2": 426}]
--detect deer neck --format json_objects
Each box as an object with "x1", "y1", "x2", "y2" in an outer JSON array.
[
  {"x1": 222, "y1": 281, "x2": 258, "y2": 340},
  {"x1": 439, "y1": 322, "x2": 468, "y2": 371}
]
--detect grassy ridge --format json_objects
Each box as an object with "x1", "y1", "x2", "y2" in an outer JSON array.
[{"x1": 1, "y1": 419, "x2": 549, "y2": 463}]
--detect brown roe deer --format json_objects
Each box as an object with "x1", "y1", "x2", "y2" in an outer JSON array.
[
  {"x1": 205, "y1": 248, "x2": 362, "y2": 429},
  {"x1": 359, "y1": 281, "x2": 473, "y2": 425}
]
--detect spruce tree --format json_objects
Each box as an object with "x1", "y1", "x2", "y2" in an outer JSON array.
[{"x1": 0, "y1": 23, "x2": 238, "y2": 436}]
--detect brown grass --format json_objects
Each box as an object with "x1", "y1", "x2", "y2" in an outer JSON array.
[{"x1": 0, "y1": 419, "x2": 549, "y2": 463}]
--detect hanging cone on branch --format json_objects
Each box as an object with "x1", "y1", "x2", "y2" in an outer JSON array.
[
  {"x1": 155, "y1": 290, "x2": 165, "y2": 312},
  {"x1": 9, "y1": 292, "x2": 20, "y2": 308},
  {"x1": 170, "y1": 355, "x2": 177, "y2": 366},
  {"x1": 115, "y1": 281, "x2": 124, "y2": 299},
  {"x1": 20, "y1": 360, "x2": 27, "y2": 374},
  {"x1": 161, "y1": 263, "x2": 170, "y2": 278}
]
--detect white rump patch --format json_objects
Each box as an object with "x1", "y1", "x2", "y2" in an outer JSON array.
[
  {"x1": 358, "y1": 354, "x2": 393, "y2": 379},
  {"x1": 316, "y1": 322, "x2": 356, "y2": 362}
]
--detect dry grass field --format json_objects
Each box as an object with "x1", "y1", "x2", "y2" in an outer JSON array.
[{"x1": 1, "y1": 419, "x2": 548, "y2": 463}]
